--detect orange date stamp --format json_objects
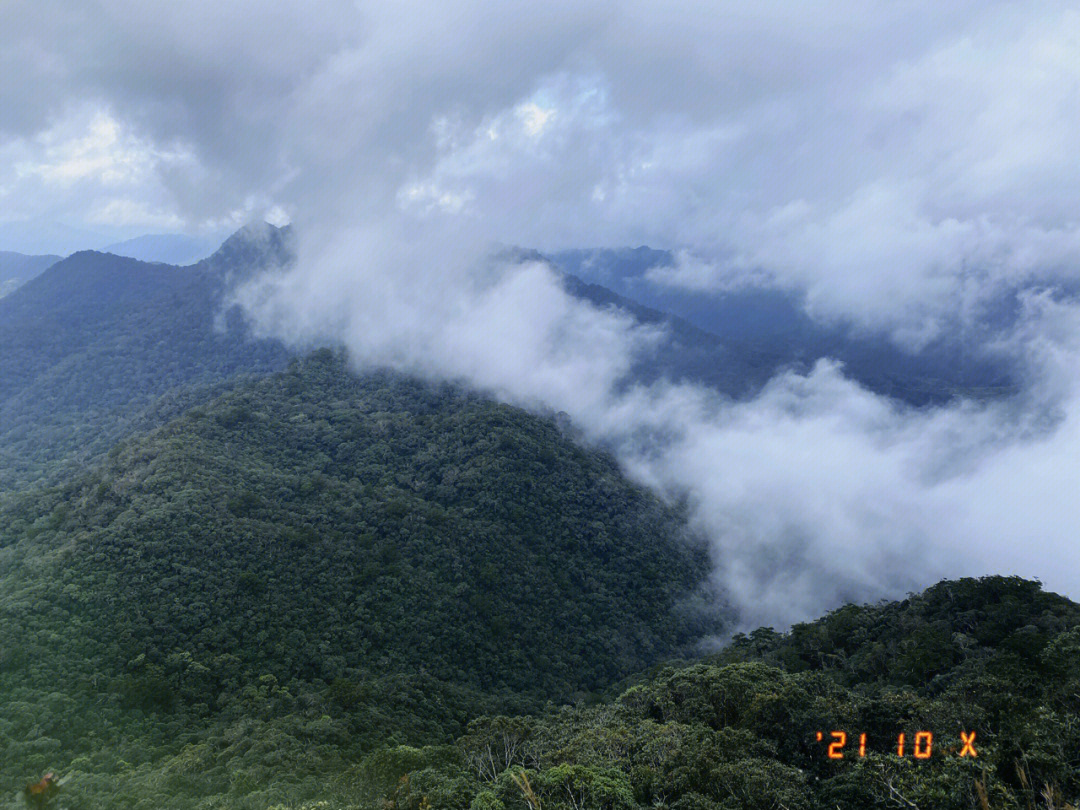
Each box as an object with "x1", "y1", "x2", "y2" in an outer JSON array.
[{"x1": 815, "y1": 730, "x2": 978, "y2": 759}]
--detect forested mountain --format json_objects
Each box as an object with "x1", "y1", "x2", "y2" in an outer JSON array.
[
  {"x1": 6, "y1": 480, "x2": 1077, "y2": 810},
  {"x1": 0, "y1": 226, "x2": 291, "y2": 491},
  {"x1": 2, "y1": 228, "x2": 1077, "y2": 809},
  {"x1": 550, "y1": 248, "x2": 1019, "y2": 405},
  {"x1": 379, "y1": 576, "x2": 1080, "y2": 810},
  {"x1": 2, "y1": 220, "x2": 1006, "y2": 494},
  {"x1": 0, "y1": 351, "x2": 715, "y2": 807},
  {"x1": 3, "y1": 222, "x2": 1008, "y2": 498},
  {"x1": 0, "y1": 251, "x2": 60, "y2": 298}
]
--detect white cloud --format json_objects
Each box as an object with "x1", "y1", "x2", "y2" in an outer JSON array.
[
  {"x1": 397, "y1": 182, "x2": 475, "y2": 215},
  {"x1": 17, "y1": 111, "x2": 194, "y2": 188},
  {"x1": 264, "y1": 205, "x2": 292, "y2": 228},
  {"x1": 645, "y1": 249, "x2": 774, "y2": 293},
  {"x1": 0, "y1": 107, "x2": 207, "y2": 244},
  {"x1": 86, "y1": 197, "x2": 185, "y2": 229},
  {"x1": 516, "y1": 102, "x2": 555, "y2": 137},
  {"x1": 231, "y1": 220, "x2": 1080, "y2": 630}
]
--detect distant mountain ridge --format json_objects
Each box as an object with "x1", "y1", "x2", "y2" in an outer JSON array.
[
  {"x1": 549, "y1": 247, "x2": 1019, "y2": 404},
  {"x1": 0, "y1": 250, "x2": 60, "y2": 297},
  {"x1": 102, "y1": 232, "x2": 220, "y2": 265},
  {"x1": 0, "y1": 224, "x2": 1021, "y2": 493},
  {"x1": 558, "y1": 272, "x2": 784, "y2": 398},
  {"x1": 0, "y1": 224, "x2": 292, "y2": 491}
]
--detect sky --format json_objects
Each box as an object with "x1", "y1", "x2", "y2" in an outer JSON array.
[{"x1": 5, "y1": 0, "x2": 1080, "y2": 629}]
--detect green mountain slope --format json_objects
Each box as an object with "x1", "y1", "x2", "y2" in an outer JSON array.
[
  {"x1": 0, "y1": 351, "x2": 715, "y2": 807},
  {"x1": 0, "y1": 227, "x2": 291, "y2": 492},
  {"x1": 382, "y1": 576, "x2": 1080, "y2": 810}
]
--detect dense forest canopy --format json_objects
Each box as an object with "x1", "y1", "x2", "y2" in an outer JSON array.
[
  {"x1": 0, "y1": 351, "x2": 721, "y2": 807},
  {"x1": 5, "y1": 0, "x2": 1080, "y2": 804}
]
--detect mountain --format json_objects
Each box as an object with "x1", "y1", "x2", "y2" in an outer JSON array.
[
  {"x1": 3, "y1": 226, "x2": 1073, "y2": 809},
  {"x1": 559, "y1": 273, "x2": 787, "y2": 399},
  {"x1": 101, "y1": 233, "x2": 221, "y2": 266},
  {"x1": 0, "y1": 226, "x2": 790, "y2": 493},
  {"x1": 550, "y1": 248, "x2": 1019, "y2": 405},
  {"x1": 0, "y1": 225, "x2": 292, "y2": 491},
  {"x1": 200, "y1": 220, "x2": 295, "y2": 280},
  {"x1": 0, "y1": 251, "x2": 61, "y2": 297},
  {"x1": 360, "y1": 576, "x2": 1080, "y2": 810},
  {"x1": 3, "y1": 224, "x2": 1001, "y2": 496},
  {"x1": 6, "y1": 482, "x2": 1076, "y2": 810},
  {"x1": 0, "y1": 351, "x2": 716, "y2": 807}
]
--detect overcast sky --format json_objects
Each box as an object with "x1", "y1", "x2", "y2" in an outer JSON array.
[
  {"x1": 6, "y1": 2, "x2": 1080, "y2": 313},
  {"x1": 6, "y1": 1, "x2": 1080, "y2": 629}
]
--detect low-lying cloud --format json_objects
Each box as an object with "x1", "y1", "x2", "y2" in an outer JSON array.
[{"x1": 231, "y1": 224, "x2": 1080, "y2": 631}]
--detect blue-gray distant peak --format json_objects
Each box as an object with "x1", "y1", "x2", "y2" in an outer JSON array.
[
  {"x1": 102, "y1": 233, "x2": 219, "y2": 266},
  {"x1": 0, "y1": 251, "x2": 61, "y2": 298}
]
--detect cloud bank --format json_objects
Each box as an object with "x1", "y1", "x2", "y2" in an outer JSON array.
[
  {"x1": 233, "y1": 226, "x2": 1080, "y2": 630},
  {"x1": 7, "y1": 0, "x2": 1080, "y2": 628}
]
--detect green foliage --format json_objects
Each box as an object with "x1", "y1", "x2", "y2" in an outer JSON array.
[
  {"x1": 393, "y1": 576, "x2": 1080, "y2": 810},
  {"x1": 533, "y1": 763, "x2": 636, "y2": 810},
  {"x1": 0, "y1": 353, "x2": 712, "y2": 808},
  {"x1": 0, "y1": 241, "x2": 290, "y2": 492}
]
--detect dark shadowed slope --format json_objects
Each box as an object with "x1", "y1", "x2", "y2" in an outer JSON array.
[
  {"x1": 0, "y1": 226, "x2": 292, "y2": 491},
  {"x1": 550, "y1": 247, "x2": 1020, "y2": 405}
]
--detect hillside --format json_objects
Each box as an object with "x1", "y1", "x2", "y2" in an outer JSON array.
[
  {"x1": 0, "y1": 227, "x2": 291, "y2": 492},
  {"x1": 363, "y1": 576, "x2": 1080, "y2": 810},
  {"x1": 0, "y1": 351, "x2": 716, "y2": 807},
  {"x1": 7, "y1": 552, "x2": 1077, "y2": 806}
]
